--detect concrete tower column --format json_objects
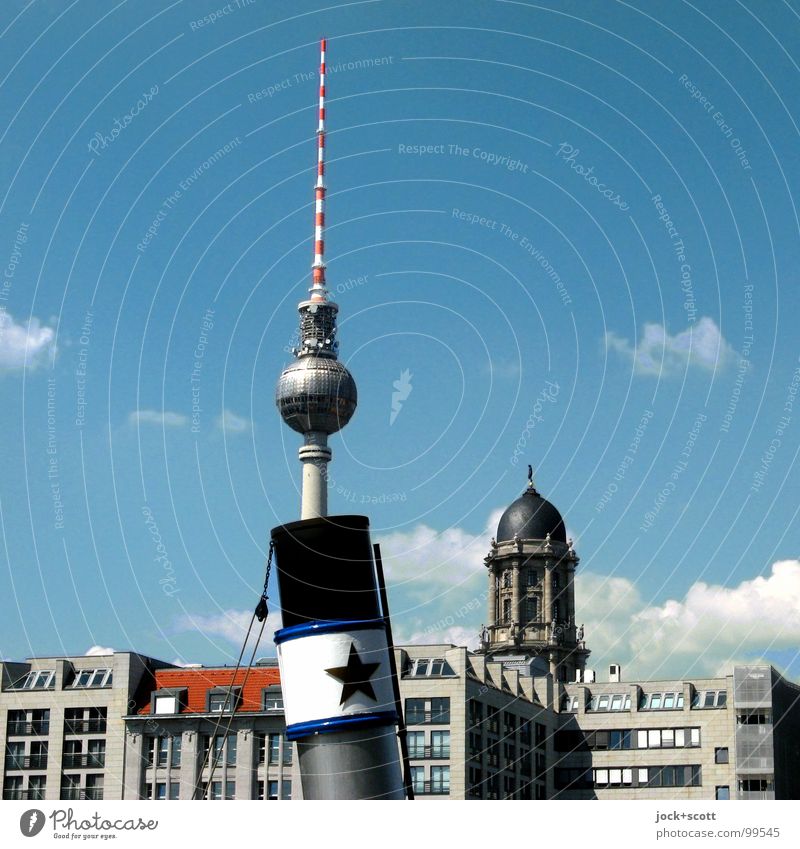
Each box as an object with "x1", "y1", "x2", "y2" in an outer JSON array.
[
  {"x1": 299, "y1": 431, "x2": 331, "y2": 519},
  {"x1": 487, "y1": 563, "x2": 497, "y2": 629},
  {"x1": 543, "y1": 558, "x2": 552, "y2": 640}
]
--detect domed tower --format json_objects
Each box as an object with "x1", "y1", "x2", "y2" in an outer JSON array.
[
  {"x1": 481, "y1": 468, "x2": 590, "y2": 682},
  {"x1": 275, "y1": 38, "x2": 357, "y2": 519}
]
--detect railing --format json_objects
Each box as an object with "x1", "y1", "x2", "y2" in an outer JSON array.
[
  {"x1": 4, "y1": 754, "x2": 48, "y2": 770},
  {"x1": 407, "y1": 746, "x2": 450, "y2": 760},
  {"x1": 65, "y1": 719, "x2": 107, "y2": 735},
  {"x1": 62, "y1": 753, "x2": 106, "y2": 769},
  {"x1": 6, "y1": 721, "x2": 49, "y2": 736},
  {"x1": 737, "y1": 790, "x2": 775, "y2": 800},
  {"x1": 405, "y1": 712, "x2": 450, "y2": 725},
  {"x1": 413, "y1": 781, "x2": 450, "y2": 796},
  {"x1": 60, "y1": 788, "x2": 104, "y2": 801},
  {"x1": 3, "y1": 789, "x2": 46, "y2": 800}
]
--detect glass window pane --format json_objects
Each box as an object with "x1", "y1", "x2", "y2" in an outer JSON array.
[
  {"x1": 675, "y1": 729, "x2": 685, "y2": 747},
  {"x1": 609, "y1": 769, "x2": 622, "y2": 785},
  {"x1": 597, "y1": 696, "x2": 609, "y2": 710},
  {"x1": 663, "y1": 693, "x2": 675, "y2": 709},
  {"x1": 637, "y1": 730, "x2": 648, "y2": 749},
  {"x1": 622, "y1": 768, "x2": 632, "y2": 785},
  {"x1": 650, "y1": 694, "x2": 662, "y2": 709},
  {"x1": 716, "y1": 691, "x2": 727, "y2": 707},
  {"x1": 648, "y1": 729, "x2": 660, "y2": 747},
  {"x1": 610, "y1": 696, "x2": 622, "y2": 710},
  {"x1": 691, "y1": 728, "x2": 701, "y2": 746}
]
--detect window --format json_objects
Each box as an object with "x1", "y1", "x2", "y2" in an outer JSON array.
[
  {"x1": 716, "y1": 786, "x2": 730, "y2": 800},
  {"x1": 597, "y1": 695, "x2": 609, "y2": 711},
  {"x1": 255, "y1": 733, "x2": 266, "y2": 765},
  {"x1": 410, "y1": 766, "x2": 424, "y2": 794},
  {"x1": 409, "y1": 657, "x2": 455, "y2": 677},
  {"x1": 264, "y1": 686, "x2": 283, "y2": 712},
  {"x1": 524, "y1": 597, "x2": 538, "y2": 622},
  {"x1": 267, "y1": 781, "x2": 279, "y2": 801},
  {"x1": 208, "y1": 688, "x2": 239, "y2": 714},
  {"x1": 487, "y1": 706, "x2": 499, "y2": 732},
  {"x1": 169, "y1": 782, "x2": 180, "y2": 800},
  {"x1": 405, "y1": 699, "x2": 425, "y2": 724},
  {"x1": 526, "y1": 569, "x2": 537, "y2": 586},
  {"x1": 502, "y1": 570, "x2": 512, "y2": 588},
  {"x1": 502, "y1": 599, "x2": 512, "y2": 622},
  {"x1": 3, "y1": 776, "x2": 23, "y2": 800},
  {"x1": 431, "y1": 698, "x2": 449, "y2": 723},
  {"x1": 692, "y1": 689, "x2": 727, "y2": 709},
  {"x1": 154, "y1": 695, "x2": 177, "y2": 715},
  {"x1": 225, "y1": 781, "x2": 235, "y2": 800},
  {"x1": 282, "y1": 736, "x2": 292, "y2": 765},
  {"x1": 281, "y1": 780, "x2": 291, "y2": 800},
  {"x1": 28, "y1": 776, "x2": 46, "y2": 800},
  {"x1": 14, "y1": 670, "x2": 55, "y2": 690},
  {"x1": 88, "y1": 740, "x2": 105, "y2": 768},
  {"x1": 431, "y1": 766, "x2": 450, "y2": 794},
  {"x1": 155, "y1": 782, "x2": 166, "y2": 801},
  {"x1": 641, "y1": 691, "x2": 684, "y2": 710},
  {"x1": 407, "y1": 731, "x2": 424, "y2": 758},
  {"x1": 156, "y1": 737, "x2": 168, "y2": 768},
  {"x1": 737, "y1": 711, "x2": 771, "y2": 725},
  {"x1": 60, "y1": 774, "x2": 80, "y2": 800},
  {"x1": 536, "y1": 722, "x2": 547, "y2": 748},
  {"x1": 715, "y1": 748, "x2": 729, "y2": 764},
  {"x1": 586, "y1": 693, "x2": 629, "y2": 712},
  {"x1": 226, "y1": 735, "x2": 237, "y2": 766},
  {"x1": 71, "y1": 668, "x2": 112, "y2": 688},
  {"x1": 503, "y1": 741, "x2": 516, "y2": 764},
  {"x1": 171, "y1": 736, "x2": 181, "y2": 768},
  {"x1": 739, "y1": 778, "x2": 773, "y2": 792},
  {"x1": 268, "y1": 734, "x2": 280, "y2": 764}
]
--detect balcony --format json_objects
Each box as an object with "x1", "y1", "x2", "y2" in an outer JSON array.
[
  {"x1": 65, "y1": 719, "x2": 107, "y2": 735},
  {"x1": 60, "y1": 788, "x2": 104, "y2": 801},
  {"x1": 6, "y1": 721, "x2": 49, "y2": 736},
  {"x1": 4, "y1": 754, "x2": 48, "y2": 770},
  {"x1": 407, "y1": 746, "x2": 450, "y2": 760},
  {"x1": 737, "y1": 791, "x2": 775, "y2": 800},
  {"x1": 62, "y1": 754, "x2": 106, "y2": 769},
  {"x1": 413, "y1": 781, "x2": 450, "y2": 796},
  {"x1": 3, "y1": 789, "x2": 46, "y2": 801},
  {"x1": 405, "y1": 712, "x2": 450, "y2": 726}
]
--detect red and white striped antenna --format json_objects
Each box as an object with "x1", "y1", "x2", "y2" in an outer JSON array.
[{"x1": 310, "y1": 37, "x2": 328, "y2": 303}]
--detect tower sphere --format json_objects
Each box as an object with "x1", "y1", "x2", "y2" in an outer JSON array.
[{"x1": 276, "y1": 355, "x2": 357, "y2": 435}]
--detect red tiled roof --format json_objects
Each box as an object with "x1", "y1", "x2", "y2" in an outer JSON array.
[{"x1": 138, "y1": 667, "x2": 281, "y2": 715}]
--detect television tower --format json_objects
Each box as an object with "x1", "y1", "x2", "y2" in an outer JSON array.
[{"x1": 275, "y1": 37, "x2": 357, "y2": 519}]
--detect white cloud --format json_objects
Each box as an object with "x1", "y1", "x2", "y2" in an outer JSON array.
[
  {"x1": 605, "y1": 316, "x2": 736, "y2": 376},
  {"x1": 85, "y1": 645, "x2": 115, "y2": 656},
  {"x1": 0, "y1": 310, "x2": 55, "y2": 370},
  {"x1": 129, "y1": 410, "x2": 187, "y2": 427},
  {"x1": 215, "y1": 409, "x2": 251, "y2": 433},
  {"x1": 174, "y1": 608, "x2": 282, "y2": 655},
  {"x1": 579, "y1": 560, "x2": 800, "y2": 679}
]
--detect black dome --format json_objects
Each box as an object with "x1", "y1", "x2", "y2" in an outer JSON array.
[{"x1": 497, "y1": 487, "x2": 566, "y2": 543}]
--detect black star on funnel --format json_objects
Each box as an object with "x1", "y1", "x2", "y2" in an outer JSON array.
[{"x1": 325, "y1": 643, "x2": 381, "y2": 705}]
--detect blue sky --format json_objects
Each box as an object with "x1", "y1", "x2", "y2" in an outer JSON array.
[{"x1": 1, "y1": 0, "x2": 799, "y2": 681}]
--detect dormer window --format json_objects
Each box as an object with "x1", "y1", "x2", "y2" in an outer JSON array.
[
  {"x1": 151, "y1": 688, "x2": 186, "y2": 715},
  {"x1": 70, "y1": 668, "x2": 112, "y2": 688},
  {"x1": 12, "y1": 670, "x2": 55, "y2": 690},
  {"x1": 263, "y1": 685, "x2": 283, "y2": 712},
  {"x1": 207, "y1": 687, "x2": 241, "y2": 714}
]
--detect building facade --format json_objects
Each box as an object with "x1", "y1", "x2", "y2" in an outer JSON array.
[
  {"x1": 0, "y1": 652, "x2": 170, "y2": 801},
  {"x1": 123, "y1": 661, "x2": 300, "y2": 800}
]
